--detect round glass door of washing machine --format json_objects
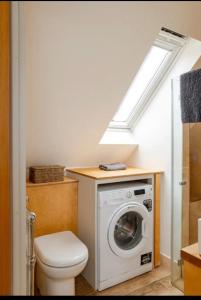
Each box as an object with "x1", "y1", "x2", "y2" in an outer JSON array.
[{"x1": 108, "y1": 203, "x2": 149, "y2": 258}]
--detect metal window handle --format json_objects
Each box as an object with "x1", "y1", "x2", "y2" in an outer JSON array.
[{"x1": 179, "y1": 181, "x2": 187, "y2": 186}]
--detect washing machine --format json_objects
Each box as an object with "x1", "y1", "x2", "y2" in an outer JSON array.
[{"x1": 97, "y1": 181, "x2": 153, "y2": 291}]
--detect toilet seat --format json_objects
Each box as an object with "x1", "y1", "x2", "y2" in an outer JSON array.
[
  {"x1": 36, "y1": 254, "x2": 88, "y2": 280},
  {"x1": 34, "y1": 231, "x2": 88, "y2": 268}
]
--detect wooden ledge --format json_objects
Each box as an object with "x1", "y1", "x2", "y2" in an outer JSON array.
[
  {"x1": 26, "y1": 176, "x2": 78, "y2": 187},
  {"x1": 66, "y1": 167, "x2": 163, "y2": 180},
  {"x1": 181, "y1": 243, "x2": 201, "y2": 268}
]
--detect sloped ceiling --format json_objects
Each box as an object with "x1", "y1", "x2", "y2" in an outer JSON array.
[{"x1": 24, "y1": 1, "x2": 201, "y2": 167}]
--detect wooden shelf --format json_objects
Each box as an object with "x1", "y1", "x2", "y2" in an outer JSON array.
[
  {"x1": 181, "y1": 243, "x2": 201, "y2": 295},
  {"x1": 181, "y1": 243, "x2": 201, "y2": 268},
  {"x1": 66, "y1": 167, "x2": 163, "y2": 180},
  {"x1": 26, "y1": 176, "x2": 77, "y2": 187}
]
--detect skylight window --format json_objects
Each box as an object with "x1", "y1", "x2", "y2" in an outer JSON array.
[
  {"x1": 109, "y1": 29, "x2": 186, "y2": 130},
  {"x1": 112, "y1": 46, "x2": 170, "y2": 122}
]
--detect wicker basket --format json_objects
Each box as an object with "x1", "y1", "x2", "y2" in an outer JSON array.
[{"x1": 29, "y1": 165, "x2": 65, "y2": 183}]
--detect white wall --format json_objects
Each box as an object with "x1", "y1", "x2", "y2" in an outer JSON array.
[
  {"x1": 24, "y1": 1, "x2": 201, "y2": 167},
  {"x1": 127, "y1": 39, "x2": 201, "y2": 258}
]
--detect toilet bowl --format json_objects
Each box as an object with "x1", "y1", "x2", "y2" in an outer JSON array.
[{"x1": 34, "y1": 231, "x2": 88, "y2": 296}]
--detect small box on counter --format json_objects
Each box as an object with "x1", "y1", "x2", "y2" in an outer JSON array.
[{"x1": 29, "y1": 165, "x2": 65, "y2": 183}]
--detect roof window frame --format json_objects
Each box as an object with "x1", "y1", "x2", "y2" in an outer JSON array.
[{"x1": 109, "y1": 30, "x2": 187, "y2": 131}]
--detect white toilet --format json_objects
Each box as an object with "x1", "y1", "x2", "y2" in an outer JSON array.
[{"x1": 34, "y1": 231, "x2": 88, "y2": 296}]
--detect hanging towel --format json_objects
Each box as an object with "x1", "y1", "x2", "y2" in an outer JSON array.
[
  {"x1": 99, "y1": 162, "x2": 127, "y2": 171},
  {"x1": 180, "y1": 68, "x2": 201, "y2": 123}
]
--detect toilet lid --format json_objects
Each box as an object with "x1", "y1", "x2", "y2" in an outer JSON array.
[{"x1": 34, "y1": 231, "x2": 88, "y2": 268}]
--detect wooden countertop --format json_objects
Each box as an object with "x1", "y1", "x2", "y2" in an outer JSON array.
[
  {"x1": 26, "y1": 176, "x2": 78, "y2": 187},
  {"x1": 181, "y1": 243, "x2": 201, "y2": 268},
  {"x1": 66, "y1": 167, "x2": 163, "y2": 180}
]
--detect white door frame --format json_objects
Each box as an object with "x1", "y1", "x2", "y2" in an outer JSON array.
[{"x1": 11, "y1": 1, "x2": 27, "y2": 295}]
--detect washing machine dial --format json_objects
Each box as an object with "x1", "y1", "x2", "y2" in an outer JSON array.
[{"x1": 127, "y1": 191, "x2": 132, "y2": 198}]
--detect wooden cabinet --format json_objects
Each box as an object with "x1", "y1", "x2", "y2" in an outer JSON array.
[
  {"x1": 26, "y1": 177, "x2": 78, "y2": 237},
  {"x1": 66, "y1": 167, "x2": 162, "y2": 289},
  {"x1": 181, "y1": 243, "x2": 201, "y2": 295}
]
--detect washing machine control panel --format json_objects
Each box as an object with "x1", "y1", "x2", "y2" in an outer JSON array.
[
  {"x1": 133, "y1": 186, "x2": 152, "y2": 199},
  {"x1": 134, "y1": 188, "x2": 145, "y2": 196},
  {"x1": 143, "y1": 199, "x2": 152, "y2": 212},
  {"x1": 126, "y1": 191, "x2": 132, "y2": 198},
  {"x1": 125, "y1": 186, "x2": 153, "y2": 201},
  {"x1": 98, "y1": 183, "x2": 153, "y2": 208}
]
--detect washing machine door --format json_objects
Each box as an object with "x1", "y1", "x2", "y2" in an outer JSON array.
[{"x1": 108, "y1": 203, "x2": 149, "y2": 258}]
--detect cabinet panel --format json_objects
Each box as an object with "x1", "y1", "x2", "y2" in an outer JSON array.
[{"x1": 27, "y1": 179, "x2": 78, "y2": 237}]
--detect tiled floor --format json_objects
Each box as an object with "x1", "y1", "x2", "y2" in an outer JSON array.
[{"x1": 75, "y1": 264, "x2": 183, "y2": 296}]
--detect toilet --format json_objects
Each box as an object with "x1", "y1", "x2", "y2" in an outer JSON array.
[{"x1": 34, "y1": 231, "x2": 88, "y2": 296}]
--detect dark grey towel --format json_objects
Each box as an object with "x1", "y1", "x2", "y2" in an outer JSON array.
[
  {"x1": 99, "y1": 162, "x2": 127, "y2": 171},
  {"x1": 180, "y1": 68, "x2": 201, "y2": 123}
]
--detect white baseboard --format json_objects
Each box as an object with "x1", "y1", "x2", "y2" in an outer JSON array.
[{"x1": 160, "y1": 253, "x2": 171, "y2": 269}]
